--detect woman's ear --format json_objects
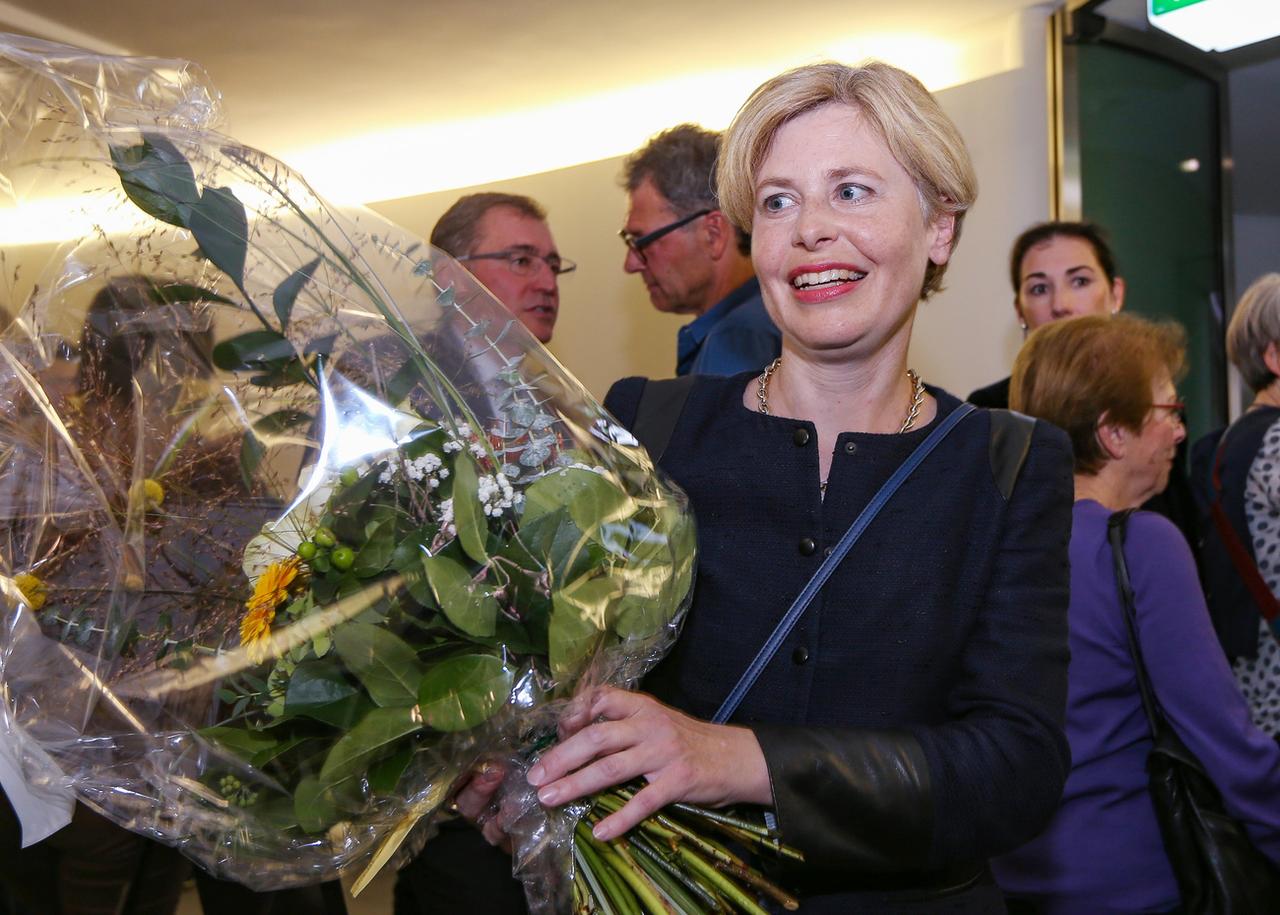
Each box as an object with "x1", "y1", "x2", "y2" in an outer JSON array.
[
  {"x1": 1094, "y1": 411, "x2": 1128, "y2": 462},
  {"x1": 927, "y1": 212, "x2": 957, "y2": 266}
]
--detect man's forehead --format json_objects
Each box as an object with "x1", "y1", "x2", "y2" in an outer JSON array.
[
  {"x1": 625, "y1": 177, "x2": 677, "y2": 226},
  {"x1": 474, "y1": 206, "x2": 556, "y2": 251}
]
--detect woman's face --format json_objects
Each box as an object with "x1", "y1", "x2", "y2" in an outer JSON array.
[
  {"x1": 1016, "y1": 236, "x2": 1123, "y2": 331},
  {"x1": 750, "y1": 102, "x2": 954, "y2": 362},
  {"x1": 1119, "y1": 371, "x2": 1186, "y2": 505}
]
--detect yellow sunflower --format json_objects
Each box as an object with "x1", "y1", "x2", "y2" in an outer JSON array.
[
  {"x1": 240, "y1": 556, "x2": 301, "y2": 652},
  {"x1": 14, "y1": 572, "x2": 47, "y2": 610}
]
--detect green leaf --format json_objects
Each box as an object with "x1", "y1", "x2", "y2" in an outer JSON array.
[
  {"x1": 294, "y1": 775, "x2": 340, "y2": 833},
  {"x1": 549, "y1": 591, "x2": 606, "y2": 681},
  {"x1": 353, "y1": 517, "x2": 397, "y2": 578},
  {"x1": 148, "y1": 282, "x2": 238, "y2": 308},
  {"x1": 424, "y1": 555, "x2": 498, "y2": 638},
  {"x1": 332, "y1": 622, "x2": 423, "y2": 707},
  {"x1": 109, "y1": 135, "x2": 199, "y2": 228},
  {"x1": 417, "y1": 653, "x2": 515, "y2": 732},
  {"x1": 250, "y1": 733, "x2": 318, "y2": 769},
  {"x1": 253, "y1": 409, "x2": 311, "y2": 436},
  {"x1": 318, "y1": 706, "x2": 421, "y2": 791},
  {"x1": 284, "y1": 659, "x2": 359, "y2": 714},
  {"x1": 273, "y1": 257, "x2": 322, "y2": 332},
  {"x1": 199, "y1": 726, "x2": 277, "y2": 762},
  {"x1": 213, "y1": 330, "x2": 295, "y2": 372},
  {"x1": 188, "y1": 185, "x2": 249, "y2": 289},
  {"x1": 451, "y1": 456, "x2": 489, "y2": 564},
  {"x1": 522, "y1": 468, "x2": 633, "y2": 535},
  {"x1": 368, "y1": 745, "x2": 414, "y2": 795}
]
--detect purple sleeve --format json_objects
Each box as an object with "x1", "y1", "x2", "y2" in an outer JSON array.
[{"x1": 1126, "y1": 511, "x2": 1280, "y2": 859}]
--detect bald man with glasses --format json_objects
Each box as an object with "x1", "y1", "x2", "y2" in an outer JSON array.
[
  {"x1": 620, "y1": 124, "x2": 779, "y2": 376},
  {"x1": 432, "y1": 193, "x2": 573, "y2": 344}
]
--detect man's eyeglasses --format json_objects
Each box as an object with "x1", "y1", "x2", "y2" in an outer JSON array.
[
  {"x1": 618, "y1": 209, "x2": 713, "y2": 264},
  {"x1": 459, "y1": 247, "x2": 576, "y2": 277}
]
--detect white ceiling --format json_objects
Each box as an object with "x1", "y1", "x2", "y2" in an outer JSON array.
[{"x1": 2, "y1": 0, "x2": 1044, "y2": 200}]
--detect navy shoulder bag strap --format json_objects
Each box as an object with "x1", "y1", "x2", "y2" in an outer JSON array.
[{"x1": 712, "y1": 401, "x2": 977, "y2": 724}]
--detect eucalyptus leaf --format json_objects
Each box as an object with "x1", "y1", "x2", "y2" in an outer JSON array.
[
  {"x1": 333, "y1": 622, "x2": 423, "y2": 707},
  {"x1": 417, "y1": 653, "x2": 514, "y2": 732},
  {"x1": 273, "y1": 256, "x2": 322, "y2": 331},
  {"x1": 188, "y1": 185, "x2": 249, "y2": 290},
  {"x1": 109, "y1": 135, "x2": 199, "y2": 228},
  {"x1": 451, "y1": 456, "x2": 489, "y2": 564},
  {"x1": 317, "y1": 706, "x2": 422, "y2": 791},
  {"x1": 424, "y1": 555, "x2": 498, "y2": 638}
]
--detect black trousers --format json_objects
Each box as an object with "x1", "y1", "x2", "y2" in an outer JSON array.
[{"x1": 393, "y1": 820, "x2": 526, "y2": 914}]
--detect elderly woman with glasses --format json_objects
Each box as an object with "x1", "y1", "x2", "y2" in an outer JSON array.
[
  {"x1": 994, "y1": 314, "x2": 1280, "y2": 913},
  {"x1": 456, "y1": 61, "x2": 1079, "y2": 912}
]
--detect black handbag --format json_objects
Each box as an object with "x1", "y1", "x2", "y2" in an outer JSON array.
[{"x1": 1108, "y1": 510, "x2": 1280, "y2": 914}]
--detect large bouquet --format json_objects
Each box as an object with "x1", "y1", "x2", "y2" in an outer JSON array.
[{"x1": 0, "y1": 32, "x2": 696, "y2": 897}]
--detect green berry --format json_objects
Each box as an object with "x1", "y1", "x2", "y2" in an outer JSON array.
[
  {"x1": 330, "y1": 546, "x2": 355, "y2": 571},
  {"x1": 296, "y1": 541, "x2": 317, "y2": 561},
  {"x1": 313, "y1": 528, "x2": 336, "y2": 549},
  {"x1": 340, "y1": 467, "x2": 360, "y2": 487}
]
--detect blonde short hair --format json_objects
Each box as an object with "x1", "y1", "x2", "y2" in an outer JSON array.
[
  {"x1": 718, "y1": 61, "x2": 977, "y2": 299},
  {"x1": 1226, "y1": 273, "x2": 1280, "y2": 392}
]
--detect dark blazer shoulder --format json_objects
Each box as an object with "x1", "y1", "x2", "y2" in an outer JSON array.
[{"x1": 968, "y1": 376, "x2": 1011, "y2": 410}]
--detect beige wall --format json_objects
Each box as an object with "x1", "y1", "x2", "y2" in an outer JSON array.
[{"x1": 371, "y1": 8, "x2": 1052, "y2": 404}]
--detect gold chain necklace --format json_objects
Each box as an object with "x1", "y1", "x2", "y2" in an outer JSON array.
[{"x1": 756, "y1": 357, "x2": 925, "y2": 433}]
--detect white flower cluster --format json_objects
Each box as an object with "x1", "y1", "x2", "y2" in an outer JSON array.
[
  {"x1": 441, "y1": 424, "x2": 486, "y2": 460},
  {"x1": 438, "y1": 497, "x2": 456, "y2": 537},
  {"x1": 476, "y1": 473, "x2": 521, "y2": 517},
  {"x1": 378, "y1": 452, "x2": 450, "y2": 488}
]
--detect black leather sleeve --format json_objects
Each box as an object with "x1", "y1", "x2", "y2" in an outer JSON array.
[{"x1": 753, "y1": 724, "x2": 932, "y2": 873}]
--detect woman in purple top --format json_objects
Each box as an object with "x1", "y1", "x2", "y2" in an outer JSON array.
[{"x1": 993, "y1": 314, "x2": 1280, "y2": 913}]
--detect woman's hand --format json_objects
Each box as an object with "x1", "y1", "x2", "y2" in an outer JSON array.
[
  {"x1": 450, "y1": 761, "x2": 511, "y2": 851},
  {"x1": 525, "y1": 687, "x2": 772, "y2": 840}
]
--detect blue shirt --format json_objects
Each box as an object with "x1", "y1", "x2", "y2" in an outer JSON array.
[{"x1": 674, "y1": 277, "x2": 780, "y2": 377}]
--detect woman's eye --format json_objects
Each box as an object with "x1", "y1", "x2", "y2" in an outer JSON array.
[
  {"x1": 762, "y1": 194, "x2": 792, "y2": 212},
  {"x1": 1027, "y1": 283, "x2": 1048, "y2": 297},
  {"x1": 1070, "y1": 276, "x2": 1092, "y2": 288},
  {"x1": 837, "y1": 184, "x2": 867, "y2": 202}
]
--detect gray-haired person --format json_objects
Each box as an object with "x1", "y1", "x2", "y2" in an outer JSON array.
[{"x1": 620, "y1": 124, "x2": 779, "y2": 376}]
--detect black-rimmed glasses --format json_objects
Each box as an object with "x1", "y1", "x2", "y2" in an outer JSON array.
[
  {"x1": 618, "y1": 209, "x2": 712, "y2": 264},
  {"x1": 458, "y1": 247, "x2": 576, "y2": 277}
]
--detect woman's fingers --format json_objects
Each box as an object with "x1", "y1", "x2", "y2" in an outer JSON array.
[
  {"x1": 590, "y1": 780, "x2": 672, "y2": 841},
  {"x1": 451, "y1": 761, "x2": 505, "y2": 821}
]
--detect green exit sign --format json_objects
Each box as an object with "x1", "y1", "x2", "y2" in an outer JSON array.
[{"x1": 1151, "y1": 0, "x2": 1209, "y2": 14}]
